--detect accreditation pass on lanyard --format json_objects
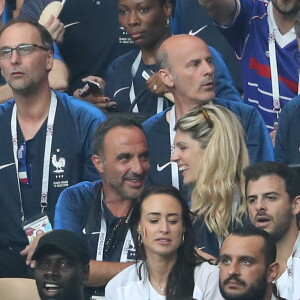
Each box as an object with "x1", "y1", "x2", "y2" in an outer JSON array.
[
  {"x1": 267, "y1": 2, "x2": 300, "y2": 128},
  {"x1": 11, "y1": 91, "x2": 57, "y2": 226},
  {"x1": 96, "y1": 191, "x2": 133, "y2": 262},
  {"x1": 169, "y1": 106, "x2": 179, "y2": 189}
]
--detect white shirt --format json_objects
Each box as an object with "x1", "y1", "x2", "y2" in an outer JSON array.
[
  {"x1": 275, "y1": 231, "x2": 300, "y2": 300},
  {"x1": 105, "y1": 261, "x2": 224, "y2": 300}
]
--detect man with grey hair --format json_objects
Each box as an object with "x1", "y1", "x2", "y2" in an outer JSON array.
[{"x1": 54, "y1": 117, "x2": 150, "y2": 298}]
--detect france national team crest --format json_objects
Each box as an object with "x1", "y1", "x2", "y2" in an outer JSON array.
[{"x1": 52, "y1": 149, "x2": 68, "y2": 188}]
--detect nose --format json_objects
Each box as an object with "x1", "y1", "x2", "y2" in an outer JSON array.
[
  {"x1": 131, "y1": 157, "x2": 144, "y2": 174},
  {"x1": 159, "y1": 219, "x2": 170, "y2": 234},
  {"x1": 128, "y1": 11, "x2": 140, "y2": 26},
  {"x1": 227, "y1": 261, "x2": 240, "y2": 276},
  {"x1": 170, "y1": 147, "x2": 179, "y2": 163},
  {"x1": 202, "y1": 59, "x2": 214, "y2": 76},
  {"x1": 10, "y1": 48, "x2": 21, "y2": 65},
  {"x1": 255, "y1": 197, "x2": 267, "y2": 212},
  {"x1": 45, "y1": 263, "x2": 59, "y2": 278}
]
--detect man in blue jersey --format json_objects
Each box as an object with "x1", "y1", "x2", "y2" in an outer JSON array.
[
  {"x1": 275, "y1": 11, "x2": 300, "y2": 164},
  {"x1": 199, "y1": 0, "x2": 300, "y2": 135},
  {"x1": 143, "y1": 34, "x2": 273, "y2": 257},
  {"x1": 0, "y1": 0, "x2": 69, "y2": 103},
  {"x1": 0, "y1": 19, "x2": 106, "y2": 278},
  {"x1": 143, "y1": 34, "x2": 273, "y2": 203},
  {"x1": 54, "y1": 117, "x2": 150, "y2": 298}
]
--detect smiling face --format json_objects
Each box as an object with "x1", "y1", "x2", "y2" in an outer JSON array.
[
  {"x1": 137, "y1": 193, "x2": 185, "y2": 259},
  {"x1": 93, "y1": 126, "x2": 150, "y2": 201},
  {"x1": 118, "y1": 0, "x2": 171, "y2": 49},
  {"x1": 0, "y1": 22, "x2": 52, "y2": 95},
  {"x1": 219, "y1": 235, "x2": 269, "y2": 300},
  {"x1": 34, "y1": 251, "x2": 88, "y2": 300},
  {"x1": 171, "y1": 129, "x2": 205, "y2": 184},
  {"x1": 246, "y1": 175, "x2": 295, "y2": 242}
]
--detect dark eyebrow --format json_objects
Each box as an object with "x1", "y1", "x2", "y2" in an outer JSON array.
[
  {"x1": 146, "y1": 212, "x2": 180, "y2": 217},
  {"x1": 219, "y1": 254, "x2": 231, "y2": 260},
  {"x1": 247, "y1": 191, "x2": 280, "y2": 199},
  {"x1": 263, "y1": 192, "x2": 280, "y2": 197},
  {"x1": 239, "y1": 255, "x2": 256, "y2": 263},
  {"x1": 116, "y1": 152, "x2": 132, "y2": 160}
]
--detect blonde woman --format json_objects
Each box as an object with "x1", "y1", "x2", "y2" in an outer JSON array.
[{"x1": 171, "y1": 104, "x2": 249, "y2": 258}]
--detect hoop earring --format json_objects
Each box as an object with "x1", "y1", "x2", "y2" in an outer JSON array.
[{"x1": 181, "y1": 234, "x2": 185, "y2": 245}]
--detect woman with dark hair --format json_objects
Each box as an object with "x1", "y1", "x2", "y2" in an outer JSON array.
[
  {"x1": 74, "y1": 0, "x2": 241, "y2": 116},
  {"x1": 105, "y1": 185, "x2": 223, "y2": 300}
]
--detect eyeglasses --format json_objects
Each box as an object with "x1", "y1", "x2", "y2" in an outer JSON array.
[
  {"x1": 201, "y1": 108, "x2": 214, "y2": 128},
  {"x1": 0, "y1": 43, "x2": 49, "y2": 60}
]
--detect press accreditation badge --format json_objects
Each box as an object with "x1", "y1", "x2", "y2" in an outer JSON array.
[{"x1": 22, "y1": 213, "x2": 52, "y2": 244}]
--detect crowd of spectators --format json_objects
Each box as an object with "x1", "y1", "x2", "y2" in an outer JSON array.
[{"x1": 0, "y1": 0, "x2": 299, "y2": 299}]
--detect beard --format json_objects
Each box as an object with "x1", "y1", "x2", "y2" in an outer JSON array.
[
  {"x1": 272, "y1": 0, "x2": 300, "y2": 16},
  {"x1": 268, "y1": 209, "x2": 292, "y2": 242},
  {"x1": 219, "y1": 272, "x2": 267, "y2": 300}
]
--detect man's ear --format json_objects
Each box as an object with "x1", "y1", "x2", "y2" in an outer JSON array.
[
  {"x1": 92, "y1": 154, "x2": 104, "y2": 173},
  {"x1": 0, "y1": 0, "x2": 4, "y2": 18},
  {"x1": 266, "y1": 262, "x2": 279, "y2": 283},
  {"x1": 45, "y1": 49, "x2": 54, "y2": 72},
  {"x1": 158, "y1": 68, "x2": 175, "y2": 88},
  {"x1": 292, "y1": 195, "x2": 300, "y2": 216}
]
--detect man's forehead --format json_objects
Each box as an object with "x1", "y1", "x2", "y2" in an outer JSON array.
[
  {"x1": 104, "y1": 126, "x2": 147, "y2": 150},
  {"x1": 167, "y1": 39, "x2": 210, "y2": 63},
  {"x1": 221, "y1": 235, "x2": 264, "y2": 257},
  {"x1": 0, "y1": 23, "x2": 40, "y2": 46},
  {"x1": 247, "y1": 175, "x2": 285, "y2": 194},
  {"x1": 36, "y1": 250, "x2": 72, "y2": 261}
]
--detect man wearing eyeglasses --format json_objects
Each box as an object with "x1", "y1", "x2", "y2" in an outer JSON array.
[
  {"x1": 0, "y1": 0, "x2": 69, "y2": 103},
  {"x1": 143, "y1": 34, "x2": 273, "y2": 258},
  {"x1": 0, "y1": 19, "x2": 106, "y2": 278}
]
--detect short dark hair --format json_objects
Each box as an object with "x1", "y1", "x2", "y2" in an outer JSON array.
[
  {"x1": 0, "y1": 19, "x2": 54, "y2": 52},
  {"x1": 93, "y1": 117, "x2": 145, "y2": 157},
  {"x1": 243, "y1": 161, "x2": 300, "y2": 202},
  {"x1": 230, "y1": 225, "x2": 276, "y2": 266}
]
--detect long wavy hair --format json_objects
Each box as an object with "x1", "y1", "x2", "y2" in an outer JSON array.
[
  {"x1": 175, "y1": 105, "x2": 249, "y2": 237},
  {"x1": 131, "y1": 184, "x2": 206, "y2": 300}
]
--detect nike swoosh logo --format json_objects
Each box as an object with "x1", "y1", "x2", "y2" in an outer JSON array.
[
  {"x1": 156, "y1": 162, "x2": 173, "y2": 171},
  {"x1": 189, "y1": 25, "x2": 208, "y2": 36},
  {"x1": 0, "y1": 162, "x2": 14, "y2": 170}
]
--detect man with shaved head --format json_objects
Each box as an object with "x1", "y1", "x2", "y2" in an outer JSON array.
[{"x1": 143, "y1": 34, "x2": 273, "y2": 257}]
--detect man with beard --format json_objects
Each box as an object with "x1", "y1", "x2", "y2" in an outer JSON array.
[
  {"x1": 244, "y1": 161, "x2": 300, "y2": 300},
  {"x1": 198, "y1": 0, "x2": 300, "y2": 139},
  {"x1": 219, "y1": 226, "x2": 279, "y2": 300},
  {"x1": 54, "y1": 117, "x2": 150, "y2": 298},
  {"x1": 33, "y1": 230, "x2": 89, "y2": 300}
]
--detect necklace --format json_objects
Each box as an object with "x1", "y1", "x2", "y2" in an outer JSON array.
[{"x1": 150, "y1": 276, "x2": 166, "y2": 294}]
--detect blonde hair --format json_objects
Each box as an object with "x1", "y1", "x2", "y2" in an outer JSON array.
[{"x1": 175, "y1": 104, "x2": 249, "y2": 237}]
